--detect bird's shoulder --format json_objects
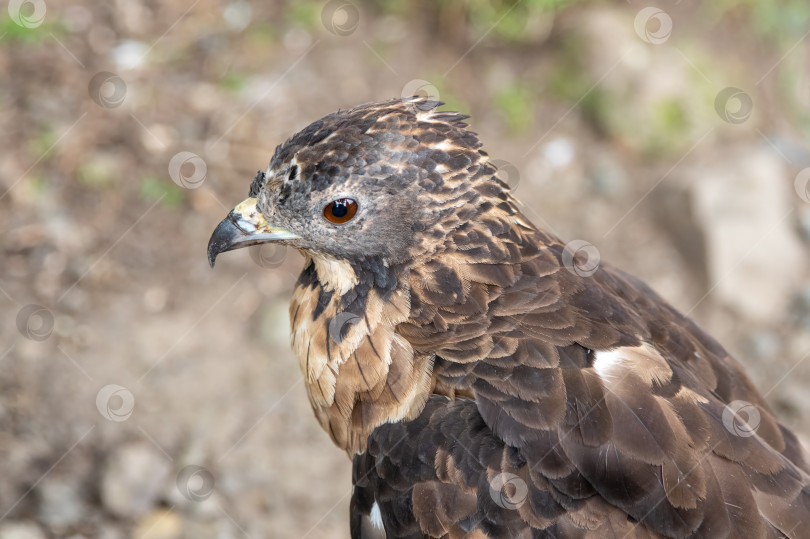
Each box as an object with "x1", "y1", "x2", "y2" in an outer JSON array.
[{"x1": 358, "y1": 215, "x2": 810, "y2": 538}]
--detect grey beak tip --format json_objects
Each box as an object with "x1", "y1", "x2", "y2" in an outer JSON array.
[
  {"x1": 207, "y1": 216, "x2": 240, "y2": 269},
  {"x1": 207, "y1": 243, "x2": 219, "y2": 268}
]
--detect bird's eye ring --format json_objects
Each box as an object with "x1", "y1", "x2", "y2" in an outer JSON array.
[{"x1": 323, "y1": 198, "x2": 358, "y2": 224}]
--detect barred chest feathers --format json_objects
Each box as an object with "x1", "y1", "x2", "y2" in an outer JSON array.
[{"x1": 288, "y1": 256, "x2": 434, "y2": 454}]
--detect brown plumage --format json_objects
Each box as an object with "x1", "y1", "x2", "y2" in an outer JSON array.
[{"x1": 207, "y1": 98, "x2": 810, "y2": 538}]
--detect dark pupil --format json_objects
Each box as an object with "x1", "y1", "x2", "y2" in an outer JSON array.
[{"x1": 332, "y1": 201, "x2": 348, "y2": 218}]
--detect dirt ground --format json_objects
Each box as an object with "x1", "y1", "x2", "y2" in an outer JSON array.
[{"x1": 1, "y1": 1, "x2": 809, "y2": 537}]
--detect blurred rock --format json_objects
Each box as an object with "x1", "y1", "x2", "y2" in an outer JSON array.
[
  {"x1": 143, "y1": 287, "x2": 168, "y2": 313},
  {"x1": 797, "y1": 206, "x2": 810, "y2": 246},
  {"x1": 181, "y1": 515, "x2": 237, "y2": 539},
  {"x1": 95, "y1": 524, "x2": 126, "y2": 539},
  {"x1": 689, "y1": 147, "x2": 808, "y2": 321},
  {"x1": 763, "y1": 134, "x2": 810, "y2": 167},
  {"x1": 188, "y1": 84, "x2": 221, "y2": 113},
  {"x1": 101, "y1": 444, "x2": 172, "y2": 519},
  {"x1": 113, "y1": 41, "x2": 148, "y2": 71},
  {"x1": 115, "y1": 2, "x2": 150, "y2": 35},
  {"x1": 222, "y1": 1, "x2": 252, "y2": 32},
  {"x1": 745, "y1": 330, "x2": 782, "y2": 361},
  {"x1": 88, "y1": 25, "x2": 117, "y2": 56},
  {"x1": 542, "y1": 138, "x2": 575, "y2": 169},
  {"x1": 132, "y1": 509, "x2": 182, "y2": 539},
  {"x1": 282, "y1": 28, "x2": 313, "y2": 52},
  {"x1": 64, "y1": 6, "x2": 93, "y2": 33},
  {"x1": 652, "y1": 184, "x2": 709, "y2": 291},
  {"x1": 0, "y1": 522, "x2": 45, "y2": 539},
  {"x1": 587, "y1": 148, "x2": 628, "y2": 198},
  {"x1": 37, "y1": 477, "x2": 85, "y2": 531},
  {"x1": 789, "y1": 284, "x2": 810, "y2": 328}
]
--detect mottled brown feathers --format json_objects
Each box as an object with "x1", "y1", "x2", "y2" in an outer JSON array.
[{"x1": 211, "y1": 98, "x2": 810, "y2": 538}]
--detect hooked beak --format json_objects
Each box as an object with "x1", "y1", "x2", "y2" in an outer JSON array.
[{"x1": 207, "y1": 197, "x2": 300, "y2": 268}]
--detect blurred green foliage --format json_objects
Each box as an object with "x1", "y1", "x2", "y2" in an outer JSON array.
[
  {"x1": 0, "y1": 16, "x2": 63, "y2": 43},
  {"x1": 495, "y1": 84, "x2": 535, "y2": 134},
  {"x1": 280, "y1": 0, "x2": 577, "y2": 42},
  {"x1": 220, "y1": 72, "x2": 248, "y2": 94},
  {"x1": 28, "y1": 175, "x2": 47, "y2": 195},
  {"x1": 466, "y1": 0, "x2": 573, "y2": 41},
  {"x1": 647, "y1": 99, "x2": 691, "y2": 155},
  {"x1": 545, "y1": 36, "x2": 608, "y2": 129},
  {"x1": 652, "y1": 100, "x2": 689, "y2": 135},
  {"x1": 245, "y1": 21, "x2": 277, "y2": 47},
  {"x1": 285, "y1": 1, "x2": 321, "y2": 29},
  {"x1": 29, "y1": 128, "x2": 58, "y2": 158},
  {"x1": 545, "y1": 33, "x2": 699, "y2": 157},
  {"x1": 711, "y1": 0, "x2": 810, "y2": 43},
  {"x1": 77, "y1": 160, "x2": 116, "y2": 189},
  {"x1": 140, "y1": 175, "x2": 185, "y2": 207}
]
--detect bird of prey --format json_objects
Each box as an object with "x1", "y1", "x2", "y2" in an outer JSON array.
[{"x1": 207, "y1": 98, "x2": 810, "y2": 538}]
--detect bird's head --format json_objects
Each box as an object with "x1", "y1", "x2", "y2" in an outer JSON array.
[{"x1": 208, "y1": 98, "x2": 509, "y2": 291}]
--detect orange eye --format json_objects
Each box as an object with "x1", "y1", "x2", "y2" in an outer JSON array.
[{"x1": 323, "y1": 198, "x2": 358, "y2": 224}]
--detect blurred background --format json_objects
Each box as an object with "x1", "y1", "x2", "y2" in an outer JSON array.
[{"x1": 1, "y1": 0, "x2": 809, "y2": 537}]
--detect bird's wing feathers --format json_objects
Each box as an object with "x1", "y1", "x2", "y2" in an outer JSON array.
[{"x1": 353, "y1": 218, "x2": 810, "y2": 538}]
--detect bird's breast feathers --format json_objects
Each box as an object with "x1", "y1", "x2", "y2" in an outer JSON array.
[{"x1": 289, "y1": 257, "x2": 435, "y2": 454}]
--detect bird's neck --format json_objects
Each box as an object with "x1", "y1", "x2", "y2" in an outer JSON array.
[
  {"x1": 289, "y1": 203, "x2": 546, "y2": 455},
  {"x1": 289, "y1": 255, "x2": 434, "y2": 455}
]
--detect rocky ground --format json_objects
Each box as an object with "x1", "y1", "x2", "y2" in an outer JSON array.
[{"x1": 1, "y1": 1, "x2": 809, "y2": 537}]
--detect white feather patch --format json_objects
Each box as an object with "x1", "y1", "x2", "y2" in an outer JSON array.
[
  {"x1": 431, "y1": 139, "x2": 453, "y2": 151},
  {"x1": 593, "y1": 349, "x2": 625, "y2": 381},
  {"x1": 311, "y1": 254, "x2": 359, "y2": 295},
  {"x1": 594, "y1": 343, "x2": 673, "y2": 386},
  {"x1": 370, "y1": 501, "x2": 384, "y2": 529}
]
